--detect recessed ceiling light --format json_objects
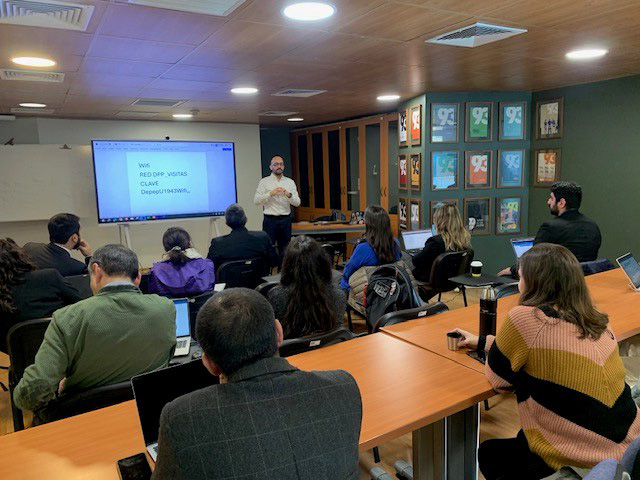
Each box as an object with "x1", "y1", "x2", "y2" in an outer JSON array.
[
  {"x1": 172, "y1": 113, "x2": 193, "y2": 119},
  {"x1": 11, "y1": 57, "x2": 56, "y2": 67},
  {"x1": 377, "y1": 94, "x2": 400, "y2": 101},
  {"x1": 19, "y1": 102, "x2": 47, "y2": 108},
  {"x1": 566, "y1": 48, "x2": 608, "y2": 60},
  {"x1": 231, "y1": 87, "x2": 258, "y2": 94},
  {"x1": 287, "y1": 117, "x2": 304, "y2": 122},
  {"x1": 283, "y1": 2, "x2": 335, "y2": 21}
]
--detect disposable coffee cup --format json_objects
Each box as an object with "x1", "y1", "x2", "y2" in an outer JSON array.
[
  {"x1": 471, "y1": 261, "x2": 483, "y2": 277},
  {"x1": 447, "y1": 331, "x2": 462, "y2": 351}
]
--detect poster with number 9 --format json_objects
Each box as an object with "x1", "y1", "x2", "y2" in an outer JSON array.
[
  {"x1": 398, "y1": 197, "x2": 408, "y2": 230},
  {"x1": 465, "y1": 102, "x2": 492, "y2": 141},
  {"x1": 498, "y1": 150, "x2": 524, "y2": 188},
  {"x1": 536, "y1": 98, "x2": 563, "y2": 140},
  {"x1": 497, "y1": 197, "x2": 522, "y2": 234},
  {"x1": 430, "y1": 103, "x2": 459, "y2": 143},
  {"x1": 410, "y1": 153, "x2": 422, "y2": 192},
  {"x1": 410, "y1": 199, "x2": 422, "y2": 231},
  {"x1": 398, "y1": 154, "x2": 408, "y2": 190},
  {"x1": 409, "y1": 104, "x2": 422, "y2": 146},
  {"x1": 431, "y1": 151, "x2": 458, "y2": 191},
  {"x1": 398, "y1": 110, "x2": 408, "y2": 147},
  {"x1": 533, "y1": 148, "x2": 561, "y2": 187},
  {"x1": 499, "y1": 101, "x2": 526, "y2": 140},
  {"x1": 465, "y1": 151, "x2": 492, "y2": 189}
]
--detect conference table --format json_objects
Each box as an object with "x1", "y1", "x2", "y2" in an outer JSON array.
[{"x1": 291, "y1": 221, "x2": 365, "y2": 236}]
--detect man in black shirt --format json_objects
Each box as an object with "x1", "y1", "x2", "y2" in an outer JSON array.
[{"x1": 498, "y1": 181, "x2": 601, "y2": 276}]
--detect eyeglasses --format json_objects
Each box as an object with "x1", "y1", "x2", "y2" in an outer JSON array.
[{"x1": 271, "y1": 162, "x2": 284, "y2": 166}]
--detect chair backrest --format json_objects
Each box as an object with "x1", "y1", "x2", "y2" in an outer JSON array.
[
  {"x1": 255, "y1": 281, "x2": 279, "y2": 298},
  {"x1": 428, "y1": 250, "x2": 474, "y2": 289},
  {"x1": 33, "y1": 380, "x2": 134, "y2": 425},
  {"x1": 139, "y1": 272, "x2": 150, "y2": 294},
  {"x1": 216, "y1": 257, "x2": 269, "y2": 289},
  {"x1": 188, "y1": 291, "x2": 214, "y2": 341},
  {"x1": 580, "y1": 258, "x2": 615, "y2": 276},
  {"x1": 64, "y1": 274, "x2": 93, "y2": 299},
  {"x1": 279, "y1": 327, "x2": 354, "y2": 357},
  {"x1": 494, "y1": 282, "x2": 520, "y2": 299},
  {"x1": 372, "y1": 302, "x2": 449, "y2": 332},
  {"x1": 321, "y1": 243, "x2": 336, "y2": 265}
]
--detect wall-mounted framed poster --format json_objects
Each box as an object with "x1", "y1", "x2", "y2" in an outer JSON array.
[
  {"x1": 431, "y1": 151, "x2": 458, "y2": 191},
  {"x1": 533, "y1": 148, "x2": 561, "y2": 187},
  {"x1": 465, "y1": 102, "x2": 492, "y2": 142},
  {"x1": 409, "y1": 104, "x2": 422, "y2": 146},
  {"x1": 430, "y1": 103, "x2": 459, "y2": 143},
  {"x1": 464, "y1": 197, "x2": 491, "y2": 235},
  {"x1": 499, "y1": 101, "x2": 526, "y2": 140},
  {"x1": 398, "y1": 109, "x2": 408, "y2": 147},
  {"x1": 496, "y1": 196, "x2": 522, "y2": 235},
  {"x1": 464, "y1": 151, "x2": 492, "y2": 189},
  {"x1": 536, "y1": 98, "x2": 563, "y2": 139}
]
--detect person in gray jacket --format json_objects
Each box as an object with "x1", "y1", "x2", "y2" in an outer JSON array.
[{"x1": 152, "y1": 288, "x2": 363, "y2": 480}]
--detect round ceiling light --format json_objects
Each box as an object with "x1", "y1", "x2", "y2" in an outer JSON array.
[
  {"x1": 173, "y1": 113, "x2": 193, "y2": 119},
  {"x1": 19, "y1": 103, "x2": 47, "y2": 108},
  {"x1": 287, "y1": 117, "x2": 304, "y2": 122},
  {"x1": 11, "y1": 57, "x2": 56, "y2": 67},
  {"x1": 377, "y1": 94, "x2": 400, "y2": 101},
  {"x1": 283, "y1": 2, "x2": 336, "y2": 21},
  {"x1": 565, "y1": 49, "x2": 608, "y2": 60},
  {"x1": 230, "y1": 87, "x2": 259, "y2": 94}
]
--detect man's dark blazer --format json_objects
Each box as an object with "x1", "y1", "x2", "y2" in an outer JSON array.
[
  {"x1": 207, "y1": 227, "x2": 276, "y2": 270},
  {"x1": 152, "y1": 356, "x2": 362, "y2": 480},
  {"x1": 23, "y1": 242, "x2": 89, "y2": 277},
  {"x1": 534, "y1": 209, "x2": 601, "y2": 262}
]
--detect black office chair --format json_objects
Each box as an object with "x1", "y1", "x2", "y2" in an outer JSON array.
[
  {"x1": 417, "y1": 250, "x2": 474, "y2": 306},
  {"x1": 33, "y1": 380, "x2": 134, "y2": 426},
  {"x1": 7, "y1": 317, "x2": 52, "y2": 431},
  {"x1": 216, "y1": 257, "x2": 269, "y2": 289},
  {"x1": 64, "y1": 274, "x2": 93, "y2": 299},
  {"x1": 321, "y1": 243, "x2": 336, "y2": 265},
  {"x1": 188, "y1": 291, "x2": 214, "y2": 341},
  {"x1": 255, "y1": 281, "x2": 279, "y2": 298},
  {"x1": 495, "y1": 282, "x2": 520, "y2": 299},
  {"x1": 372, "y1": 302, "x2": 449, "y2": 333},
  {"x1": 278, "y1": 327, "x2": 354, "y2": 357},
  {"x1": 138, "y1": 272, "x2": 150, "y2": 294},
  {"x1": 580, "y1": 258, "x2": 615, "y2": 276}
]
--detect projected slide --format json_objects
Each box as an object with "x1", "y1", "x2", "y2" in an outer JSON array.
[{"x1": 92, "y1": 141, "x2": 237, "y2": 224}]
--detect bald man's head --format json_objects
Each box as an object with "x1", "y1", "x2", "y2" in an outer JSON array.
[{"x1": 270, "y1": 156, "x2": 284, "y2": 177}]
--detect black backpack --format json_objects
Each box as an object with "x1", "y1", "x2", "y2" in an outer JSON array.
[{"x1": 363, "y1": 264, "x2": 421, "y2": 333}]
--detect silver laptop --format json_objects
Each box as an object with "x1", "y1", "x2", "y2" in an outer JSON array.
[
  {"x1": 173, "y1": 298, "x2": 191, "y2": 357},
  {"x1": 401, "y1": 229, "x2": 434, "y2": 255},
  {"x1": 616, "y1": 253, "x2": 640, "y2": 291},
  {"x1": 510, "y1": 237, "x2": 535, "y2": 259}
]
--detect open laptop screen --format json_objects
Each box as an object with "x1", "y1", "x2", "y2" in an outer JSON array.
[
  {"x1": 173, "y1": 299, "x2": 190, "y2": 337},
  {"x1": 401, "y1": 229, "x2": 433, "y2": 251},
  {"x1": 617, "y1": 253, "x2": 640, "y2": 289},
  {"x1": 511, "y1": 238, "x2": 534, "y2": 258}
]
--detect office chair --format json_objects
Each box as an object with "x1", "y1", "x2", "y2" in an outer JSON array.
[
  {"x1": 7, "y1": 317, "x2": 52, "y2": 431},
  {"x1": 495, "y1": 282, "x2": 520, "y2": 299},
  {"x1": 188, "y1": 291, "x2": 214, "y2": 341},
  {"x1": 216, "y1": 257, "x2": 269, "y2": 289},
  {"x1": 372, "y1": 302, "x2": 449, "y2": 333},
  {"x1": 138, "y1": 272, "x2": 150, "y2": 294},
  {"x1": 321, "y1": 243, "x2": 336, "y2": 265},
  {"x1": 64, "y1": 274, "x2": 93, "y2": 299},
  {"x1": 255, "y1": 281, "x2": 279, "y2": 298},
  {"x1": 278, "y1": 327, "x2": 354, "y2": 357},
  {"x1": 417, "y1": 250, "x2": 474, "y2": 306},
  {"x1": 580, "y1": 258, "x2": 615, "y2": 276}
]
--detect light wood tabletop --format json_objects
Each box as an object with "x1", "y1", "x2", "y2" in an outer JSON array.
[{"x1": 382, "y1": 268, "x2": 640, "y2": 373}]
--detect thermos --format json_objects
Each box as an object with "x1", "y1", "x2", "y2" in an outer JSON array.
[{"x1": 479, "y1": 286, "x2": 497, "y2": 337}]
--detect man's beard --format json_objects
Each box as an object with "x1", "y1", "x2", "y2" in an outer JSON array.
[
  {"x1": 549, "y1": 205, "x2": 559, "y2": 216},
  {"x1": 73, "y1": 237, "x2": 82, "y2": 249}
]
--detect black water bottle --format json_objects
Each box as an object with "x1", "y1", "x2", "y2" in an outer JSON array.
[{"x1": 479, "y1": 286, "x2": 497, "y2": 337}]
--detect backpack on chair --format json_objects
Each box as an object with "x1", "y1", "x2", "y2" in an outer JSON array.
[{"x1": 363, "y1": 264, "x2": 421, "y2": 333}]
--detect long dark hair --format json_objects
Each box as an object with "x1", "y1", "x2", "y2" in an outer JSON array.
[
  {"x1": 162, "y1": 227, "x2": 191, "y2": 265},
  {"x1": 280, "y1": 236, "x2": 337, "y2": 338},
  {"x1": 364, "y1": 205, "x2": 397, "y2": 264},
  {"x1": 0, "y1": 238, "x2": 36, "y2": 313},
  {"x1": 519, "y1": 243, "x2": 608, "y2": 340}
]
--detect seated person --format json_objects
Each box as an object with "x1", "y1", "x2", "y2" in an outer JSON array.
[
  {"x1": 452, "y1": 243, "x2": 640, "y2": 480},
  {"x1": 498, "y1": 181, "x2": 601, "y2": 276},
  {"x1": 341, "y1": 205, "x2": 402, "y2": 291},
  {"x1": 23, "y1": 213, "x2": 93, "y2": 277},
  {"x1": 152, "y1": 288, "x2": 362, "y2": 480},
  {"x1": 268, "y1": 235, "x2": 345, "y2": 338},
  {"x1": 0, "y1": 238, "x2": 82, "y2": 353},
  {"x1": 149, "y1": 227, "x2": 215, "y2": 297},
  {"x1": 13, "y1": 244, "x2": 176, "y2": 413},
  {"x1": 412, "y1": 203, "x2": 471, "y2": 284},
  {"x1": 207, "y1": 204, "x2": 276, "y2": 270}
]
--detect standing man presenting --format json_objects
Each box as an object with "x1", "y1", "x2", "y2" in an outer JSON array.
[{"x1": 254, "y1": 155, "x2": 300, "y2": 265}]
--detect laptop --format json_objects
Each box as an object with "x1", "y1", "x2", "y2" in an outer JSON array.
[
  {"x1": 510, "y1": 237, "x2": 535, "y2": 259},
  {"x1": 616, "y1": 253, "x2": 640, "y2": 291},
  {"x1": 401, "y1": 229, "x2": 434, "y2": 255},
  {"x1": 132, "y1": 360, "x2": 218, "y2": 462},
  {"x1": 173, "y1": 298, "x2": 191, "y2": 357}
]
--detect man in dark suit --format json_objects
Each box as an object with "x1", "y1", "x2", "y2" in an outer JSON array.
[
  {"x1": 207, "y1": 204, "x2": 276, "y2": 269},
  {"x1": 152, "y1": 288, "x2": 362, "y2": 480},
  {"x1": 499, "y1": 181, "x2": 601, "y2": 276},
  {"x1": 23, "y1": 213, "x2": 93, "y2": 277}
]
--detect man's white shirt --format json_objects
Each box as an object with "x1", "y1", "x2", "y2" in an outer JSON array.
[{"x1": 254, "y1": 173, "x2": 301, "y2": 216}]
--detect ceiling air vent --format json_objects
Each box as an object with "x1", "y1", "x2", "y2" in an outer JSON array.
[
  {"x1": 131, "y1": 99, "x2": 185, "y2": 108},
  {"x1": 11, "y1": 107, "x2": 54, "y2": 114},
  {"x1": 0, "y1": 0, "x2": 94, "y2": 31},
  {"x1": 115, "y1": 111, "x2": 159, "y2": 118},
  {"x1": 426, "y1": 22, "x2": 527, "y2": 48},
  {"x1": 127, "y1": 0, "x2": 247, "y2": 16},
  {"x1": 260, "y1": 111, "x2": 299, "y2": 117},
  {"x1": 272, "y1": 89, "x2": 327, "y2": 98},
  {"x1": 0, "y1": 68, "x2": 65, "y2": 82}
]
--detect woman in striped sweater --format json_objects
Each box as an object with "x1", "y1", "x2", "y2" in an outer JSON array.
[{"x1": 453, "y1": 243, "x2": 640, "y2": 480}]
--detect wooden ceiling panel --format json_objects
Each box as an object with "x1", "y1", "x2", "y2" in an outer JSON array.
[
  {"x1": 283, "y1": 33, "x2": 399, "y2": 63},
  {"x1": 160, "y1": 65, "x2": 244, "y2": 83},
  {"x1": 0, "y1": 55, "x2": 83, "y2": 73},
  {"x1": 79, "y1": 58, "x2": 172, "y2": 77},
  {"x1": 181, "y1": 47, "x2": 277, "y2": 70},
  {"x1": 87, "y1": 36, "x2": 195, "y2": 63},
  {"x1": 395, "y1": 0, "x2": 521, "y2": 16},
  {"x1": 0, "y1": 25, "x2": 94, "y2": 58},
  {"x1": 336, "y1": 3, "x2": 471, "y2": 42},
  {"x1": 99, "y1": 3, "x2": 229, "y2": 46}
]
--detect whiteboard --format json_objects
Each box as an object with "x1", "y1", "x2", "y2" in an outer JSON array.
[{"x1": 0, "y1": 145, "x2": 95, "y2": 222}]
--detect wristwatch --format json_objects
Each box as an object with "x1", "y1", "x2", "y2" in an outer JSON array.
[{"x1": 287, "y1": 192, "x2": 292, "y2": 198}]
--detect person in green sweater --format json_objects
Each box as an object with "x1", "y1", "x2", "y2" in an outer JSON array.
[{"x1": 13, "y1": 244, "x2": 176, "y2": 414}]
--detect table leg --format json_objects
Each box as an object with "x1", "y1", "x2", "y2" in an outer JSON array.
[{"x1": 412, "y1": 403, "x2": 480, "y2": 480}]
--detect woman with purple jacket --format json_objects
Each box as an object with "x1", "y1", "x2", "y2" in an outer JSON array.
[{"x1": 149, "y1": 227, "x2": 215, "y2": 298}]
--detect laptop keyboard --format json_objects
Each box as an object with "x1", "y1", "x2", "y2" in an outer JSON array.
[{"x1": 177, "y1": 339, "x2": 188, "y2": 349}]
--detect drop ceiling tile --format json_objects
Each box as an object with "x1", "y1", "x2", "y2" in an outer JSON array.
[
  {"x1": 68, "y1": 83, "x2": 143, "y2": 97},
  {"x1": 0, "y1": 25, "x2": 94, "y2": 57},
  {"x1": 73, "y1": 73, "x2": 154, "y2": 88},
  {"x1": 146, "y1": 78, "x2": 231, "y2": 92},
  {"x1": 80, "y1": 58, "x2": 172, "y2": 77},
  {"x1": 88, "y1": 36, "x2": 194, "y2": 63},
  {"x1": 160, "y1": 65, "x2": 244, "y2": 83},
  {"x1": 181, "y1": 47, "x2": 277, "y2": 70}
]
